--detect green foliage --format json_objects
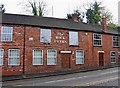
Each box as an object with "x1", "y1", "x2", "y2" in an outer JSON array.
[
  {"x1": 85, "y1": 1, "x2": 117, "y2": 29},
  {"x1": 107, "y1": 23, "x2": 117, "y2": 29},
  {"x1": 86, "y1": 1, "x2": 102, "y2": 24}
]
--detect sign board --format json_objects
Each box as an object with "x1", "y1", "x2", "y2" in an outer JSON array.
[
  {"x1": 98, "y1": 51, "x2": 104, "y2": 53},
  {"x1": 60, "y1": 51, "x2": 72, "y2": 54}
]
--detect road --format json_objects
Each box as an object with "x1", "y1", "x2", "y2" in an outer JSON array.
[{"x1": 2, "y1": 67, "x2": 119, "y2": 87}]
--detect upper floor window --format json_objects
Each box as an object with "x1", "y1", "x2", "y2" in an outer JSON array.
[
  {"x1": 0, "y1": 49, "x2": 4, "y2": 66},
  {"x1": 76, "y1": 50, "x2": 84, "y2": 64},
  {"x1": 69, "y1": 31, "x2": 78, "y2": 45},
  {"x1": 8, "y1": 49, "x2": 20, "y2": 66},
  {"x1": 40, "y1": 28, "x2": 51, "y2": 43},
  {"x1": 110, "y1": 51, "x2": 116, "y2": 63},
  {"x1": 93, "y1": 33, "x2": 102, "y2": 46},
  {"x1": 1, "y1": 26, "x2": 13, "y2": 42},
  {"x1": 33, "y1": 49, "x2": 43, "y2": 65},
  {"x1": 47, "y1": 49, "x2": 57, "y2": 65},
  {"x1": 113, "y1": 36, "x2": 119, "y2": 47}
]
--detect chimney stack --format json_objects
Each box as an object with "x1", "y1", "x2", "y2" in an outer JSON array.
[
  {"x1": 102, "y1": 16, "x2": 107, "y2": 31},
  {"x1": 72, "y1": 14, "x2": 79, "y2": 22}
]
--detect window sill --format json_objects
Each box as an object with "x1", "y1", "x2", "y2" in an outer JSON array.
[
  {"x1": 93, "y1": 45, "x2": 102, "y2": 47},
  {"x1": 47, "y1": 64, "x2": 56, "y2": 66},
  {"x1": 76, "y1": 63, "x2": 84, "y2": 65},
  {"x1": 111, "y1": 62, "x2": 116, "y2": 64},
  {"x1": 1, "y1": 41, "x2": 13, "y2": 43},
  {"x1": 113, "y1": 46, "x2": 119, "y2": 48},
  {"x1": 33, "y1": 64, "x2": 43, "y2": 66},
  {"x1": 8, "y1": 65, "x2": 20, "y2": 67}
]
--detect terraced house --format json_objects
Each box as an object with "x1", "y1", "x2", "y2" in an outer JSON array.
[{"x1": 0, "y1": 13, "x2": 120, "y2": 78}]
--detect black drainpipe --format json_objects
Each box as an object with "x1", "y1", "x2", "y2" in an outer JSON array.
[{"x1": 22, "y1": 25, "x2": 26, "y2": 77}]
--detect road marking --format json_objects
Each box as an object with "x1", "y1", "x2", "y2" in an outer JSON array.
[
  {"x1": 44, "y1": 76, "x2": 87, "y2": 84},
  {"x1": 100, "y1": 70, "x2": 118, "y2": 75},
  {"x1": 76, "y1": 76, "x2": 118, "y2": 86},
  {"x1": 16, "y1": 85, "x2": 23, "y2": 86},
  {"x1": 44, "y1": 69, "x2": 118, "y2": 84}
]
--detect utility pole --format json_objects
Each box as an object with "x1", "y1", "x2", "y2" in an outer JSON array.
[
  {"x1": 52, "y1": 5, "x2": 53, "y2": 17},
  {"x1": 51, "y1": 0, "x2": 54, "y2": 17}
]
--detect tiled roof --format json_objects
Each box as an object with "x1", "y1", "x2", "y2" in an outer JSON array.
[{"x1": 1, "y1": 13, "x2": 119, "y2": 35}]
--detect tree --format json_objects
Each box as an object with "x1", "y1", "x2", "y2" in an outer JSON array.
[
  {"x1": 25, "y1": 0, "x2": 47, "y2": 16},
  {"x1": 0, "y1": 4, "x2": 5, "y2": 13},
  {"x1": 85, "y1": 1, "x2": 117, "y2": 29},
  {"x1": 107, "y1": 22, "x2": 117, "y2": 29},
  {"x1": 67, "y1": 10, "x2": 85, "y2": 22},
  {"x1": 86, "y1": 1, "x2": 103, "y2": 24}
]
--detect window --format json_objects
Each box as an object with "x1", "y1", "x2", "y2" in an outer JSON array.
[
  {"x1": 8, "y1": 49, "x2": 20, "y2": 66},
  {"x1": 76, "y1": 50, "x2": 84, "y2": 64},
  {"x1": 110, "y1": 51, "x2": 116, "y2": 63},
  {"x1": 93, "y1": 33, "x2": 102, "y2": 46},
  {"x1": 113, "y1": 36, "x2": 119, "y2": 47},
  {"x1": 0, "y1": 49, "x2": 4, "y2": 66},
  {"x1": 33, "y1": 49, "x2": 43, "y2": 65},
  {"x1": 69, "y1": 31, "x2": 78, "y2": 45},
  {"x1": 1, "y1": 26, "x2": 13, "y2": 41},
  {"x1": 118, "y1": 52, "x2": 120, "y2": 59},
  {"x1": 40, "y1": 29, "x2": 51, "y2": 43},
  {"x1": 47, "y1": 49, "x2": 56, "y2": 65}
]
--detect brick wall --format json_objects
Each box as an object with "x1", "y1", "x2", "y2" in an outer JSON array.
[
  {"x1": 0, "y1": 24, "x2": 119, "y2": 76},
  {"x1": 0, "y1": 24, "x2": 24, "y2": 76}
]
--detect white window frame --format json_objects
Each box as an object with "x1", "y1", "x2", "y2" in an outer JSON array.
[
  {"x1": 0, "y1": 48, "x2": 4, "y2": 66},
  {"x1": 76, "y1": 50, "x2": 84, "y2": 64},
  {"x1": 32, "y1": 49, "x2": 43, "y2": 65},
  {"x1": 118, "y1": 52, "x2": 120, "y2": 59},
  {"x1": 110, "y1": 51, "x2": 116, "y2": 63},
  {"x1": 40, "y1": 28, "x2": 51, "y2": 43},
  {"x1": 112, "y1": 36, "x2": 119, "y2": 47},
  {"x1": 47, "y1": 49, "x2": 57, "y2": 65},
  {"x1": 69, "y1": 31, "x2": 78, "y2": 45},
  {"x1": 93, "y1": 33, "x2": 102, "y2": 46},
  {"x1": 8, "y1": 49, "x2": 20, "y2": 66},
  {"x1": 1, "y1": 26, "x2": 13, "y2": 42}
]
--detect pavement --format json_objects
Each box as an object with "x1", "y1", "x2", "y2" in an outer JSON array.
[
  {"x1": 2, "y1": 66, "x2": 118, "y2": 81},
  {"x1": 2, "y1": 67, "x2": 119, "y2": 88}
]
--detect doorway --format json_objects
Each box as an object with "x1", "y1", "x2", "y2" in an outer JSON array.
[
  {"x1": 99, "y1": 53, "x2": 104, "y2": 66},
  {"x1": 61, "y1": 54, "x2": 70, "y2": 69}
]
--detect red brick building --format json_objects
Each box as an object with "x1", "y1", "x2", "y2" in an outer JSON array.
[{"x1": 0, "y1": 13, "x2": 120, "y2": 77}]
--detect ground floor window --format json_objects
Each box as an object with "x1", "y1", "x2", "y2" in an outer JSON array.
[
  {"x1": 0, "y1": 49, "x2": 4, "y2": 66},
  {"x1": 76, "y1": 50, "x2": 84, "y2": 64},
  {"x1": 110, "y1": 51, "x2": 116, "y2": 63},
  {"x1": 118, "y1": 52, "x2": 120, "y2": 59},
  {"x1": 8, "y1": 49, "x2": 20, "y2": 66},
  {"x1": 47, "y1": 49, "x2": 57, "y2": 65},
  {"x1": 33, "y1": 49, "x2": 43, "y2": 65}
]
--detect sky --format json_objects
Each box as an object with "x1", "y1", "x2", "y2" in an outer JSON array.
[{"x1": 0, "y1": 0, "x2": 120, "y2": 24}]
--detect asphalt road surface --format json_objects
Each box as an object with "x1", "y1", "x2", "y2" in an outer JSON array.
[{"x1": 2, "y1": 67, "x2": 119, "y2": 87}]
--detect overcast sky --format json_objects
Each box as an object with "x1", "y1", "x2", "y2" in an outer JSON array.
[{"x1": 0, "y1": 0, "x2": 120, "y2": 24}]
